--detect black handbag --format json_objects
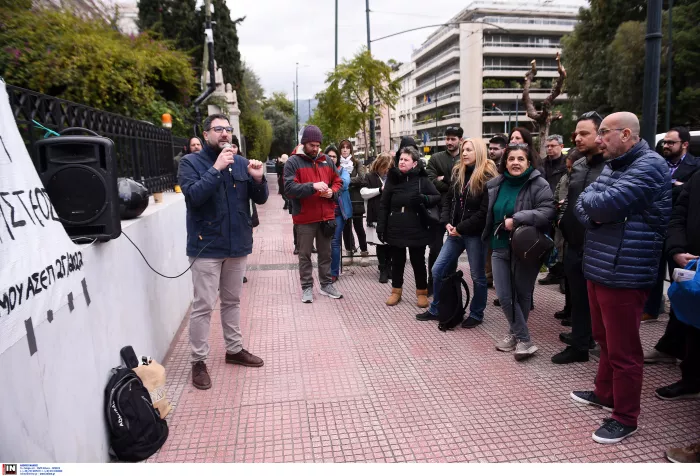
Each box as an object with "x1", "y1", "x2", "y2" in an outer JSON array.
[
  {"x1": 320, "y1": 219, "x2": 336, "y2": 238},
  {"x1": 510, "y1": 225, "x2": 554, "y2": 265}
]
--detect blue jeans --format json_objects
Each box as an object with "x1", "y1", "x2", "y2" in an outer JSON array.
[
  {"x1": 429, "y1": 235, "x2": 488, "y2": 320},
  {"x1": 331, "y1": 214, "x2": 346, "y2": 277}
]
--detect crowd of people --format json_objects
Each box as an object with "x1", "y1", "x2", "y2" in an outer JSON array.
[{"x1": 177, "y1": 112, "x2": 700, "y2": 462}]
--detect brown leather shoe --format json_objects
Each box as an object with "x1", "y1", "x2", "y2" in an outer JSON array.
[
  {"x1": 192, "y1": 361, "x2": 212, "y2": 390},
  {"x1": 225, "y1": 349, "x2": 264, "y2": 367}
]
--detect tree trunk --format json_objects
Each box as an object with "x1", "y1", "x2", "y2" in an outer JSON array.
[
  {"x1": 362, "y1": 124, "x2": 369, "y2": 160},
  {"x1": 522, "y1": 53, "x2": 567, "y2": 158}
]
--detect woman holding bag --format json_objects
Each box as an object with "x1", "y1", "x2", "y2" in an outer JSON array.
[
  {"x1": 483, "y1": 143, "x2": 554, "y2": 361},
  {"x1": 361, "y1": 152, "x2": 395, "y2": 283},
  {"x1": 377, "y1": 147, "x2": 440, "y2": 307},
  {"x1": 416, "y1": 138, "x2": 498, "y2": 327}
]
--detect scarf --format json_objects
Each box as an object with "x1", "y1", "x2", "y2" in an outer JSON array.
[{"x1": 340, "y1": 155, "x2": 354, "y2": 174}]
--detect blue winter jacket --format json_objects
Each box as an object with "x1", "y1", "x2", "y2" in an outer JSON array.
[
  {"x1": 178, "y1": 145, "x2": 268, "y2": 258},
  {"x1": 574, "y1": 140, "x2": 671, "y2": 289},
  {"x1": 336, "y1": 166, "x2": 353, "y2": 220}
]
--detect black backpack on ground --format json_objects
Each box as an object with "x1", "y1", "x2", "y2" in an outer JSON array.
[
  {"x1": 105, "y1": 358, "x2": 169, "y2": 461},
  {"x1": 437, "y1": 270, "x2": 471, "y2": 331}
]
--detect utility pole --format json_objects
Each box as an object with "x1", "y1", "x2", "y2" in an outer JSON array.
[
  {"x1": 193, "y1": 0, "x2": 216, "y2": 136},
  {"x1": 295, "y1": 63, "x2": 299, "y2": 143},
  {"x1": 366, "y1": 0, "x2": 375, "y2": 156},
  {"x1": 293, "y1": 81, "x2": 297, "y2": 146},
  {"x1": 665, "y1": 0, "x2": 673, "y2": 131},
  {"x1": 308, "y1": 99, "x2": 311, "y2": 121},
  {"x1": 641, "y1": 0, "x2": 663, "y2": 145},
  {"x1": 335, "y1": 0, "x2": 339, "y2": 68}
]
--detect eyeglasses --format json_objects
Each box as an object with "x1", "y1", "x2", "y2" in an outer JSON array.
[
  {"x1": 207, "y1": 126, "x2": 233, "y2": 133},
  {"x1": 507, "y1": 143, "x2": 529, "y2": 150},
  {"x1": 580, "y1": 111, "x2": 603, "y2": 122},
  {"x1": 597, "y1": 128, "x2": 625, "y2": 137},
  {"x1": 662, "y1": 140, "x2": 681, "y2": 146}
]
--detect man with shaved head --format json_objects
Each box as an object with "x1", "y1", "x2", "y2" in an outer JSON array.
[{"x1": 571, "y1": 112, "x2": 671, "y2": 444}]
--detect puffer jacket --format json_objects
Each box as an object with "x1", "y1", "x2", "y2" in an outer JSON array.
[
  {"x1": 283, "y1": 153, "x2": 343, "y2": 225},
  {"x1": 481, "y1": 169, "x2": 555, "y2": 243},
  {"x1": 179, "y1": 145, "x2": 269, "y2": 258},
  {"x1": 558, "y1": 154, "x2": 605, "y2": 249},
  {"x1": 377, "y1": 161, "x2": 440, "y2": 248},
  {"x1": 441, "y1": 168, "x2": 494, "y2": 237},
  {"x1": 347, "y1": 157, "x2": 368, "y2": 215},
  {"x1": 336, "y1": 166, "x2": 353, "y2": 220},
  {"x1": 575, "y1": 140, "x2": 671, "y2": 289}
]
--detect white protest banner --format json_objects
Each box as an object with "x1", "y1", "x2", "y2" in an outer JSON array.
[{"x1": 0, "y1": 80, "x2": 87, "y2": 356}]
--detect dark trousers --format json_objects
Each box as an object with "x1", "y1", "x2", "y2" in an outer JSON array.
[
  {"x1": 680, "y1": 323, "x2": 700, "y2": 389},
  {"x1": 428, "y1": 228, "x2": 446, "y2": 282},
  {"x1": 566, "y1": 247, "x2": 592, "y2": 351},
  {"x1": 655, "y1": 307, "x2": 687, "y2": 360},
  {"x1": 342, "y1": 215, "x2": 367, "y2": 252},
  {"x1": 297, "y1": 222, "x2": 332, "y2": 290},
  {"x1": 589, "y1": 281, "x2": 649, "y2": 427},
  {"x1": 643, "y1": 257, "x2": 667, "y2": 317},
  {"x1": 391, "y1": 245, "x2": 427, "y2": 289}
]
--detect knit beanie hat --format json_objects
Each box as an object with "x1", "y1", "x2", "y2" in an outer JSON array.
[{"x1": 301, "y1": 125, "x2": 323, "y2": 144}]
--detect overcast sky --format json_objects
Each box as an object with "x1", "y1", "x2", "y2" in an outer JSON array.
[{"x1": 232, "y1": 0, "x2": 462, "y2": 100}]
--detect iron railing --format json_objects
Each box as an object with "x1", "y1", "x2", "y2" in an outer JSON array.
[{"x1": 7, "y1": 85, "x2": 185, "y2": 193}]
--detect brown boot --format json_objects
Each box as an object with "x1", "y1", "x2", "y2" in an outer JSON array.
[
  {"x1": 416, "y1": 289, "x2": 429, "y2": 308},
  {"x1": 192, "y1": 361, "x2": 212, "y2": 390},
  {"x1": 226, "y1": 349, "x2": 264, "y2": 367},
  {"x1": 666, "y1": 441, "x2": 700, "y2": 463},
  {"x1": 386, "y1": 287, "x2": 402, "y2": 306}
]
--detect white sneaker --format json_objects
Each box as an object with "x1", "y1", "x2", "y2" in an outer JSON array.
[
  {"x1": 319, "y1": 283, "x2": 343, "y2": 299},
  {"x1": 301, "y1": 288, "x2": 313, "y2": 303},
  {"x1": 495, "y1": 334, "x2": 516, "y2": 352},
  {"x1": 514, "y1": 340, "x2": 538, "y2": 361}
]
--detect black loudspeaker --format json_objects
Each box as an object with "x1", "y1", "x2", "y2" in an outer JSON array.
[{"x1": 36, "y1": 127, "x2": 121, "y2": 241}]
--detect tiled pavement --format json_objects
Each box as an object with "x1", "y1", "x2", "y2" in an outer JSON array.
[{"x1": 150, "y1": 175, "x2": 700, "y2": 463}]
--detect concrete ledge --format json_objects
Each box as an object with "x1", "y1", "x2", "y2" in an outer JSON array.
[{"x1": 0, "y1": 192, "x2": 193, "y2": 462}]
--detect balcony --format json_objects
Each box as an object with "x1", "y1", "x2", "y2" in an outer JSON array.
[
  {"x1": 483, "y1": 68, "x2": 560, "y2": 78},
  {"x1": 483, "y1": 88, "x2": 568, "y2": 101},
  {"x1": 480, "y1": 15, "x2": 577, "y2": 35},
  {"x1": 413, "y1": 112, "x2": 461, "y2": 131},
  {"x1": 413, "y1": 92, "x2": 460, "y2": 115},
  {"x1": 411, "y1": 69, "x2": 460, "y2": 98},
  {"x1": 413, "y1": 46, "x2": 460, "y2": 80},
  {"x1": 412, "y1": 25, "x2": 459, "y2": 62},
  {"x1": 483, "y1": 41, "x2": 561, "y2": 58}
]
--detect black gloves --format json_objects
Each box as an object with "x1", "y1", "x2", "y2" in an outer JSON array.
[{"x1": 409, "y1": 194, "x2": 427, "y2": 208}]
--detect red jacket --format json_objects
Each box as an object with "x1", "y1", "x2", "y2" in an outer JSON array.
[{"x1": 283, "y1": 153, "x2": 343, "y2": 225}]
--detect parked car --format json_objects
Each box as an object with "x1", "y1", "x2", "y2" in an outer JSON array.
[{"x1": 265, "y1": 159, "x2": 277, "y2": 174}]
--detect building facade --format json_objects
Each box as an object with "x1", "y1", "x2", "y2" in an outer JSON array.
[{"x1": 410, "y1": 0, "x2": 585, "y2": 147}]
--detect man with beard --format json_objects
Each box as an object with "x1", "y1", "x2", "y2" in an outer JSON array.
[
  {"x1": 642, "y1": 126, "x2": 700, "y2": 325},
  {"x1": 179, "y1": 114, "x2": 269, "y2": 390},
  {"x1": 552, "y1": 112, "x2": 606, "y2": 364},
  {"x1": 488, "y1": 134, "x2": 508, "y2": 166},
  {"x1": 426, "y1": 126, "x2": 463, "y2": 295},
  {"x1": 284, "y1": 125, "x2": 344, "y2": 304}
]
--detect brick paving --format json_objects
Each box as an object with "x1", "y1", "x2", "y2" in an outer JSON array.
[{"x1": 150, "y1": 176, "x2": 700, "y2": 463}]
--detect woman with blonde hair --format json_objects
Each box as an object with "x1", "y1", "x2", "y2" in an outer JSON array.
[
  {"x1": 361, "y1": 152, "x2": 395, "y2": 282},
  {"x1": 416, "y1": 138, "x2": 498, "y2": 328}
]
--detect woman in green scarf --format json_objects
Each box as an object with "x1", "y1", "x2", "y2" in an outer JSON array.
[{"x1": 482, "y1": 143, "x2": 555, "y2": 361}]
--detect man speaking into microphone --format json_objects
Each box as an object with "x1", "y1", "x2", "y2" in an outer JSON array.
[{"x1": 179, "y1": 114, "x2": 268, "y2": 390}]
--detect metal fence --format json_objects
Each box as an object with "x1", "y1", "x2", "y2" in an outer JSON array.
[{"x1": 7, "y1": 84, "x2": 186, "y2": 193}]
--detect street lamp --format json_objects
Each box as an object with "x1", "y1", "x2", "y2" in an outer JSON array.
[{"x1": 491, "y1": 104, "x2": 508, "y2": 135}]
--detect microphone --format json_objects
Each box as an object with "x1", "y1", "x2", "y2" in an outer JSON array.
[{"x1": 221, "y1": 143, "x2": 233, "y2": 174}]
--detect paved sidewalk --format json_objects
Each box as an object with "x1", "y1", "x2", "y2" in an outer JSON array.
[{"x1": 150, "y1": 175, "x2": 699, "y2": 463}]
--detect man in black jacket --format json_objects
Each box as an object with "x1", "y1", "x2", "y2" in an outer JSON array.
[
  {"x1": 552, "y1": 112, "x2": 605, "y2": 364},
  {"x1": 662, "y1": 172, "x2": 700, "y2": 462},
  {"x1": 426, "y1": 126, "x2": 462, "y2": 294},
  {"x1": 642, "y1": 126, "x2": 700, "y2": 325}
]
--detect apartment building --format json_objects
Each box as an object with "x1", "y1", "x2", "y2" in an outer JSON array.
[{"x1": 409, "y1": 0, "x2": 586, "y2": 147}]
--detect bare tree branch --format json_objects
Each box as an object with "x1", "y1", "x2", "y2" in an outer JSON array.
[{"x1": 523, "y1": 60, "x2": 542, "y2": 122}]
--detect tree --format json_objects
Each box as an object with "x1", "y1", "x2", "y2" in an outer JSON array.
[
  {"x1": 0, "y1": 7, "x2": 196, "y2": 136},
  {"x1": 308, "y1": 83, "x2": 362, "y2": 147},
  {"x1": 561, "y1": 0, "x2": 647, "y2": 114},
  {"x1": 327, "y1": 47, "x2": 400, "y2": 157},
  {"x1": 239, "y1": 64, "x2": 272, "y2": 159},
  {"x1": 262, "y1": 92, "x2": 295, "y2": 117},
  {"x1": 523, "y1": 53, "x2": 567, "y2": 157},
  {"x1": 264, "y1": 107, "x2": 295, "y2": 158}
]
